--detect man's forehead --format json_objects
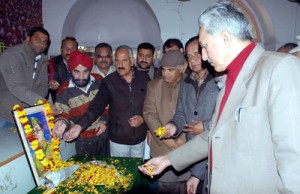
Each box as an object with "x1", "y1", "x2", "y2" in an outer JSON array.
[
  {"x1": 162, "y1": 66, "x2": 178, "y2": 70},
  {"x1": 32, "y1": 31, "x2": 48, "y2": 40},
  {"x1": 115, "y1": 50, "x2": 131, "y2": 58},
  {"x1": 186, "y1": 40, "x2": 199, "y2": 49},
  {"x1": 63, "y1": 40, "x2": 76, "y2": 47},
  {"x1": 96, "y1": 47, "x2": 111, "y2": 53},
  {"x1": 138, "y1": 48, "x2": 152, "y2": 53},
  {"x1": 198, "y1": 28, "x2": 205, "y2": 42},
  {"x1": 74, "y1": 64, "x2": 89, "y2": 71}
]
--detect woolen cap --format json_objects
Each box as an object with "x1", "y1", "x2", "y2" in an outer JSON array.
[
  {"x1": 159, "y1": 50, "x2": 184, "y2": 67},
  {"x1": 67, "y1": 50, "x2": 93, "y2": 71}
]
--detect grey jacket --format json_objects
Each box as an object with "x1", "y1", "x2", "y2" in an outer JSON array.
[
  {"x1": 0, "y1": 42, "x2": 48, "y2": 122},
  {"x1": 169, "y1": 45, "x2": 300, "y2": 194},
  {"x1": 170, "y1": 73, "x2": 219, "y2": 180}
]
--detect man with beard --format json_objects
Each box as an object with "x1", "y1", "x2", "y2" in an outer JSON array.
[
  {"x1": 53, "y1": 50, "x2": 109, "y2": 157},
  {"x1": 136, "y1": 42, "x2": 157, "y2": 80},
  {"x1": 91, "y1": 42, "x2": 115, "y2": 78},
  {"x1": 64, "y1": 45, "x2": 150, "y2": 158},
  {"x1": 48, "y1": 37, "x2": 78, "y2": 102},
  {"x1": 136, "y1": 42, "x2": 157, "y2": 160}
]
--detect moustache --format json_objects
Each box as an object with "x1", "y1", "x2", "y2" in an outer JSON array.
[
  {"x1": 118, "y1": 67, "x2": 126, "y2": 70},
  {"x1": 73, "y1": 79, "x2": 89, "y2": 87},
  {"x1": 140, "y1": 61, "x2": 148, "y2": 65},
  {"x1": 100, "y1": 61, "x2": 108, "y2": 65}
]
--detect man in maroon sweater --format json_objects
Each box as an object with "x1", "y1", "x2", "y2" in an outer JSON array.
[{"x1": 53, "y1": 51, "x2": 109, "y2": 157}]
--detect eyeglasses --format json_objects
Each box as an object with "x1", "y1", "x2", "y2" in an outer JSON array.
[{"x1": 96, "y1": 54, "x2": 111, "y2": 59}]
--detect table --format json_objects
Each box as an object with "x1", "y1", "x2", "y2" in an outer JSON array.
[{"x1": 28, "y1": 155, "x2": 150, "y2": 194}]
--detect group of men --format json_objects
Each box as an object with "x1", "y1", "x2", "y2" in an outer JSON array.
[
  {"x1": 139, "y1": 1, "x2": 300, "y2": 194},
  {"x1": 1, "y1": 1, "x2": 300, "y2": 194},
  {"x1": 0, "y1": 23, "x2": 214, "y2": 193}
]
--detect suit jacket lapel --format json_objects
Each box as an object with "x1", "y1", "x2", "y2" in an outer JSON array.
[
  {"x1": 212, "y1": 44, "x2": 265, "y2": 133},
  {"x1": 210, "y1": 75, "x2": 225, "y2": 135}
]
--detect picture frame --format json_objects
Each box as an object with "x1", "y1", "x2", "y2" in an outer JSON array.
[{"x1": 13, "y1": 104, "x2": 58, "y2": 186}]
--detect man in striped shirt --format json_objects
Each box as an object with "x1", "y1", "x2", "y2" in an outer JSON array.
[{"x1": 53, "y1": 50, "x2": 109, "y2": 157}]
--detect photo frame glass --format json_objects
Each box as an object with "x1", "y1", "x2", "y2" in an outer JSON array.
[{"x1": 13, "y1": 104, "x2": 59, "y2": 186}]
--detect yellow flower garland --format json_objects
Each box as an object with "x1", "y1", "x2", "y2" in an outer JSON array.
[
  {"x1": 12, "y1": 100, "x2": 74, "y2": 172},
  {"x1": 13, "y1": 100, "x2": 134, "y2": 192}
]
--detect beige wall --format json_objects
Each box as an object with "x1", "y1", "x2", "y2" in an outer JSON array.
[{"x1": 43, "y1": 0, "x2": 300, "y2": 56}]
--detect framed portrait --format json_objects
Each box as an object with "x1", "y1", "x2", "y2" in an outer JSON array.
[{"x1": 13, "y1": 104, "x2": 58, "y2": 186}]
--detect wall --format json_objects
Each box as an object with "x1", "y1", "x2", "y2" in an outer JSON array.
[
  {"x1": 258, "y1": 0, "x2": 300, "y2": 49},
  {"x1": 43, "y1": 0, "x2": 300, "y2": 56},
  {"x1": 0, "y1": 0, "x2": 43, "y2": 47},
  {"x1": 145, "y1": 0, "x2": 300, "y2": 50},
  {"x1": 0, "y1": 128, "x2": 75, "y2": 193},
  {"x1": 0, "y1": 155, "x2": 36, "y2": 194},
  {"x1": 0, "y1": 129, "x2": 36, "y2": 194},
  {"x1": 61, "y1": 0, "x2": 162, "y2": 51}
]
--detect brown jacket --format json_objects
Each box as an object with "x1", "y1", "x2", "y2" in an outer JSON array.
[
  {"x1": 143, "y1": 77, "x2": 190, "y2": 182},
  {"x1": 0, "y1": 42, "x2": 48, "y2": 122}
]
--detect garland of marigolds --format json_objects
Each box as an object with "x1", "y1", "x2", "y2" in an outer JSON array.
[
  {"x1": 13, "y1": 100, "x2": 134, "y2": 192},
  {"x1": 12, "y1": 100, "x2": 74, "y2": 172}
]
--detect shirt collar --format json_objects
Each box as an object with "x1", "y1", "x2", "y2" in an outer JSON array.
[
  {"x1": 96, "y1": 65, "x2": 115, "y2": 77},
  {"x1": 226, "y1": 42, "x2": 256, "y2": 78}
]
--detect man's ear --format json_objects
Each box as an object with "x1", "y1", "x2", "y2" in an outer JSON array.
[
  {"x1": 181, "y1": 60, "x2": 188, "y2": 73},
  {"x1": 221, "y1": 30, "x2": 232, "y2": 47},
  {"x1": 25, "y1": 36, "x2": 30, "y2": 42}
]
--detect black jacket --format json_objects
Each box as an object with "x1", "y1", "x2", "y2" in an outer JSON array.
[
  {"x1": 49, "y1": 55, "x2": 70, "y2": 102},
  {"x1": 52, "y1": 55, "x2": 70, "y2": 84},
  {"x1": 77, "y1": 68, "x2": 150, "y2": 145}
]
